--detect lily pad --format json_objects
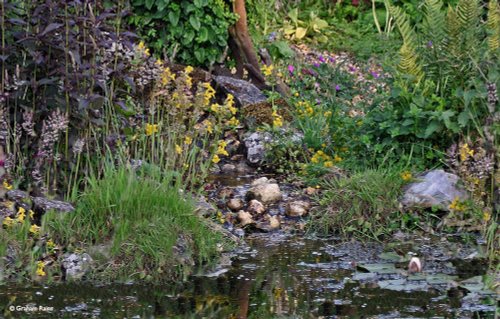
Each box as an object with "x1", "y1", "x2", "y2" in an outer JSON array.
[
  {"x1": 378, "y1": 251, "x2": 402, "y2": 262},
  {"x1": 458, "y1": 276, "x2": 494, "y2": 294},
  {"x1": 378, "y1": 279, "x2": 429, "y2": 292},
  {"x1": 425, "y1": 273, "x2": 458, "y2": 285},
  {"x1": 357, "y1": 263, "x2": 400, "y2": 274}
]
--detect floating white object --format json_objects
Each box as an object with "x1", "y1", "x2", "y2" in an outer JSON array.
[{"x1": 408, "y1": 257, "x2": 422, "y2": 273}]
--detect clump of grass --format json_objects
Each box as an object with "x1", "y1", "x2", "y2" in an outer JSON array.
[
  {"x1": 45, "y1": 165, "x2": 230, "y2": 282},
  {"x1": 309, "y1": 168, "x2": 409, "y2": 240}
]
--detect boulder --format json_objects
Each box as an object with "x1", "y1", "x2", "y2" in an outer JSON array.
[
  {"x1": 400, "y1": 170, "x2": 468, "y2": 211},
  {"x1": 32, "y1": 197, "x2": 74, "y2": 214},
  {"x1": 237, "y1": 211, "x2": 255, "y2": 227},
  {"x1": 243, "y1": 132, "x2": 272, "y2": 166},
  {"x1": 227, "y1": 198, "x2": 244, "y2": 212},
  {"x1": 286, "y1": 200, "x2": 311, "y2": 217},
  {"x1": 251, "y1": 177, "x2": 269, "y2": 186},
  {"x1": 246, "y1": 183, "x2": 282, "y2": 204},
  {"x1": 62, "y1": 253, "x2": 93, "y2": 281},
  {"x1": 214, "y1": 76, "x2": 267, "y2": 107},
  {"x1": 247, "y1": 199, "x2": 266, "y2": 215}
]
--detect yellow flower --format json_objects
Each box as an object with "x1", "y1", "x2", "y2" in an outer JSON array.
[
  {"x1": 212, "y1": 154, "x2": 221, "y2": 164},
  {"x1": 483, "y1": 211, "x2": 491, "y2": 222},
  {"x1": 184, "y1": 65, "x2": 194, "y2": 74},
  {"x1": 334, "y1": 155, "x2": 342, "y2": 162},
  {"x1": 136, "y1": 41, "x2": 150, "y2": 57},
  {"x1": 210, "y1": 103, "x2": 220, "y2": 113},
  {"x1": 2, "y1": 216, "x2": 15, "y2": 227},
  {"x1": 400, "y1": 171, "x2": 412, "y2": 181},
  {"x1": 294, "y1": 92, "x2": 300, "y2": 97},
  {"x1": 155, "y1": 59, "x2": 163, "y2": 66},
  {"x1": 227, "y1": 117, "x2": 240, "y2": 127},
  {"x1": 47, "y1": 239, "x2": 56, "y2": 250},
  {"x1": 311, "y1": 156, "x2": 319, "y2": 164},
  {"x1": 161, "y1": 67, "x2": 175, "y2": 85},
  {"x1": 273, "y1": 117, "x2": 283, "y2": 128},
  {"x1": 184, "y1": 136, "x2": 193, "y2": 146},
  {"x1": 29, "y1": 224, "x2": 40, "y2": 235},
  {"x1": 459, "y1": 143, "x2": 474, "y2": 161},
  {"x1": 3, "y1": 180, "x2": 12, "y2": 190},
  {"x1": 261, "y1": 64, "x2": 274, "y2": 76},
  {"x1": 29, "y1": 210, "x2": 35, "y2": 219},
  {"x1": 36, "y1": 261, "x2": 46, "y2": 276},
  {"x1": 324, "y1": 161, "x2": 334, "y2": 168},
  {"x1": 175, "y1": 144, "x2": 182, "y2": 155},
  {"x1": 145, "y1": 123, "x2": 159, "y2": 136},
  {"x1": 17, "y1": 207, "x2": 26, "y2": 222},
  {"x1": 448, "y1": 196, "x2": 465, "y2": 212},
  {"x1": 183, "y1": 163, "x2": 189, "y2": 169},
  {"x1": 324, "y1": 111, "x2": 332, "y2": 117},
  {"x1": 203, "y1": 83, "x2": 216, "y2": 106},
  {"x1": 203, "y1": 119, "x2": 214, "y2": 134}
]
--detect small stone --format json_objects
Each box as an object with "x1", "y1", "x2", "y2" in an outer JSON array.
[
  {"x1": 221, "y1": 164, "x2": 236, "y2": 173},
  {"x1": 246, "y1": 183, "x2": 282, "y2": 204},
  {"x1": 62, "y1": 253, "x2": 93, "y2": 281},
  {"x1": 32, "y1": 197, "x2": 74, "y2": 214},
  {"x1": 247, "y1": 199, "x2": 266, "y2": 215},
  {"x1": 269, "y1": 215, "x2": 280, "y2": 230},
  {"x1": 236, "y1": 162, "x2": 252, "y2": 173},
  {"x1": 286, "y1": 200, "x2": 311, "y2": 217},
  {"x1": 237, "y1": 211, "x2": 254, "y2": 227},
  {"x1": 304, "y1": 187, "x2": 318, "y2": 195},
  {"x1": 227, "y1": 198, "x2": 244, "y2": 211},
  {"x1": 231, "y1": 154, "x2": 245, "y2": 161},
  {"x1": 218, "y1": 187, "x2": 234, "y2": 199}
]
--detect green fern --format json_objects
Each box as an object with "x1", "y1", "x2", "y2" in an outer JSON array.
[
  {"x1": 487, "y1": 0, "x2": 500, "y2": 52},
  {"x1": 389, "y1": 5, "x2": 418, "y2": 50},
  {"x1": 456, "y1": 0, "x2": 480, "y2": 29},
  {"x1": 398, "y1": 43, "x2": 424, "y2": 79},
  {"x1": 423, "y1": 0, "x2": 446, "y2": 44}
]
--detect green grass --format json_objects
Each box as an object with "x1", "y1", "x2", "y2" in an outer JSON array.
[
  {"x1": 45, "y1": 165, "x2": 230, "y2": 282},
  {"x1": 308, "y1": 167, "x2": 410, "y2": 240}
]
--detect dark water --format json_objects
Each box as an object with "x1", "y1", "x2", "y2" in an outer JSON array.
[{"x1": 0, "y1": 233, "x2": 496, "y2": 319}]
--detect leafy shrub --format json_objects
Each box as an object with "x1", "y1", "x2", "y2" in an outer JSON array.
[{"x1": 129, "y1": 0, "x2": 237, "y2": 66}]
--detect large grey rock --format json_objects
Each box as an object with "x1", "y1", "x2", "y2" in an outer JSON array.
[
  {"x1": 214, "y1": 76, "x2": 267, "y2": 107},
  {"x1": 6, "y1": 190, "x2": 30, "y2": 202},
  {"x1": 286, "y1": 200, "x2": 311, "y2": 217},
  {"x1": 32, "y1": 197, "x2": 74, "y2": 214},
  {"x1": 62, "y1": 253, "x2": 93, "y2": 281},
  {"x1": 246, "y1": 183, "x2": 282, "y2": 204},
  {"x1": 244, "y1": 132, "x2": 272, "y2": 166},
  {"x1": 400, "y1": 170, "x2": 468, "y2": 210}
]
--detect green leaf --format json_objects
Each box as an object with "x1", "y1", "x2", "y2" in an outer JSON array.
[
  {"x1": 157, "y1": 0, "x2": 170, "y2": 11},
  {"x1": 189, "y1": 15, "x2": 201, "y2": 31},
  {"x1": 197, "y1": 27, "x2": 208, "y2": 42},
  {"x1": 424, "y1": 120, "x2": 441, "y2": 138},
  {"x1": 145, "y1": 0, "x2": 154, "y2": 10},
  {"x1": 295, "y1": 27, "x2": 307, "y2": 39},
  {"x1": 168, "y1": 10, "x2": 180, "y2": 26},
  {"x1": 457, "y1": 111, "x2": 469, "y2": 127}
]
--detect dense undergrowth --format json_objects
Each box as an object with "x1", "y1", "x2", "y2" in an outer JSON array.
[{"x1": 0, "y1": 0, "x2": 498, "y2": 283}]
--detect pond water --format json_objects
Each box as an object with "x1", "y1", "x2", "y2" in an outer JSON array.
[{"x1": 0, "y1": 233, "x2": 496, "y2": 318}]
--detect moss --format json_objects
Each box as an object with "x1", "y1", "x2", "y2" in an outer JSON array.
[{"x1": 242, "y1": 98, "x2": 292, "y2": 127}]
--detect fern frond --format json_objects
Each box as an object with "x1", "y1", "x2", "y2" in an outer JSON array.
[
  {"x1": 456, "y1": 0, "x2": 480, "y2": 29},
  {"x1": 423, "y1": 0, "x2": 446, "y2": 43},
  {"x1": 445, "y1": 6, "x2": 461, "y2": 55},
  {"x1": 389, "y1": 5, "x2": 418, "y2": 50},
  {"x1": 487, "y1": 0, "x2": 500, "y2": 52},
  {"x1": 398, "y1": 43, "x2": 424, "y2": 80}
]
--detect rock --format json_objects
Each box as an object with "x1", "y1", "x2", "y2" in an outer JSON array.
[
  {"x1": 251, "y1": 177, "x2": 269, "y2": 186},
  {"x1": 247, "y1": 199, "x2": 266, "y2": 215},
  {"x1": 400, "y1": 170, "x2": 468, "y2": 211},
  {"x1": 218, "y1": 187, "x2": 234, "y2": 199},
  {"x1": 246, "y1": 183, "x2": 282, "y2": 204},
  {"x1": 236, "y1": 162, "x2": 252, "y2": 173},
  {"x1": 194, "y1": 196, "x2": 217, "y2": 218},
  {"x1": 231, "y1": 154, "x2": 245, "y2": 161},
  {"x1": 221, "y1": 164, "x2": 236, "y2": 173},
  {"x1": 62, "y1": 253, "x2": 93, "y2": 281},
  {"x1": 237, "y1": 210, "x2": 255, "y2": 227},
  {"x1": 227, "y1": 198, "x2": 244, "y2": 211},
  {"x1": 6, "y1": 190, "x2": 30, "y2": 202},
  {"x1": 304, "y1": 187, "x2": 318, "y2": 196},
  {"x1": 214, "y1": 76, "x2": 267, "y2": 107},
  {"x1": 286, "y1": 200, "x2": 311, "y2": 217},
  {"x1": 269, "y1": 215, "x2": 281, "y2": 230},
  {"x1": 243, "y1": 132, "x2": 272, "y2": 166},
  {"x1": 32, "y1": 197, "x2": 74, "y2": 214}
]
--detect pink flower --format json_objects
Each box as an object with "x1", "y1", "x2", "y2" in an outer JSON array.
[{"x1": 288, "y1": 65, "x2": 295, "y2": 75}]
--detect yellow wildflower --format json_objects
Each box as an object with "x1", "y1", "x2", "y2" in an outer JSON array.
[
  {"x1": 184, "y1": 136, "x2": 193, "y2": 145},
  {"x1": 184, "y1": 65, "x2": 194, "y2": 74},
  {"x1": 261, "y1": 64, "x2": 274, "y2": 76},
  {"x1": 175, "y1": 144, "x2": 182, "y2": 155},
  {"x1": 311, "y1": 156, "x2": 319, "y2": 164},
  {"x1": 203, "y1": 119, "x2": 214, "y2": 134},
  {"x1": 294, "y1": 92, "x2": 300, "y2": 97},
  {"x1": 324, "y1": 111, "x2": 332, "y2": 117},
  {"x1": 3, "y1": 180, "x2": 12, "y2": 190},
  {"x1": 210, "y1": 103, "x2": 220, "y2": 113},
  {"x1": 29, "y1": 210, "x2": 35, "y2": 219},
  {"x1": 324, "y1": 161, "x2": 334, "y2": 168},
  {"x1": 29, "y1": 224, "x2": 40, "y2": 235},
  {"x1": 47, "y1": 239, "x2": 56, "y2": 250},
  {"x1": 161, "y1": 67, "x2": 175, "y2": 85},
  {"x1": 203, "y1": 83, "x2": 216, "y2": 106},
  {"x1": 17, "y1": 207, "x2": 26, "y2": 222},
  {"x1": 145, "y1": 123, "x2": 159, "y2": 136},
  {"x1": 183, "y1": 163, "x2": 189, "y2": 169},
  {"x1": 334, "y1": 155, "x2": 342, "y2": 163},
  {"x1": 448, "y1": 196, "x2": 465, "y2": 212},
  {"x1": 459, "y1": 143, "x2": 474, "y2": 161},
  {"x1": 36, "y1": 261, "x2": 46, "y2": 276},
  {"x1": 400, "y1": 171, "x2": 412, "y2": 181},
  {"x1": 2, "y1": 216, "x2": 15, "y2": 227},
  {"x1": 227, "y1": 117, "x2": 240, "y2": 127},
  {"x1": 273, "y1": 117, "x2": 283, "y2": 127},
  {"x1": 483, "y1": 211, "x2": 491, "y2": 222},
  {"x1": 212, "y1": 154, "x2": 221, "y2": 164},
  {"x1": 155, "y1": 59, "x2": 163, "y2": 66}
]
